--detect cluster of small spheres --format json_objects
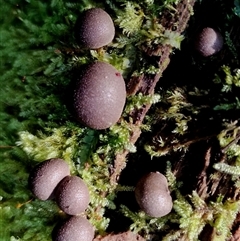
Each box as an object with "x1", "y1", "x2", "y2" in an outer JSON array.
[
  {"x1": 28, "y1": 158, "x2": 94, "y2": 241},
  {"x1": 29, "y1": 159, "x2": 174, "y2": 241}
]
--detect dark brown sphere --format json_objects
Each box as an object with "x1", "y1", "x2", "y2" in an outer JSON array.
[
  {"x1": 75, "y1": 8, "x2": 115, "y2": 49},
  {"x1": 73, "y1": 61, "x2": 126, "y2": 130},
  {"x1": 194, "y1": 27, "x2": 223, "y2": 57},
  {"x1": 55, "y1": 175, "x2": 90, "y2": 215},
  {"x1": 28, "y1": 158, "x2": 70, "y2": 200},
  {"x1": 135, "y1": 172, "x2": 173, "y2": 218},
  {"x1": 52, "y1": 216, "x2": 95, "y2": 241}
]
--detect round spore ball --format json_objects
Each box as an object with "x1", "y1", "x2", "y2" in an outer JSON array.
[
  {"x1": 73, "y1": 61, "x2": 126, "y2": 130},
  {"x1": 135, "y1": 172, "x2": 173, "y2": 218},
  {"x1": 52, "y1": 216, "x2": 95, "y2": 241},
  {"x1": 55, "y1": 175, "x2": 90, "y2": 215},
  {"x1": 28, "y1": 158, "x2": 70, "y2": 200},
  {"x1": 194, "y1": 27, "x2": 223, "y2": 57},
  {"x1": 75, "y1": 8, "x2": 115, "y2": 49}
]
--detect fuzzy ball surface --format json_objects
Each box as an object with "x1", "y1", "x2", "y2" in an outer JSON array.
[
  {"x1": 135, "y1": 172, "x2": 173, "y2": 218},
  {"x1": 52, "y1": 216, "x2": 94, "y2": 241},
  {"x1": 73, "y1": 61, "x2": 126, "y2": 130},
  {"x1": 55, "y1": 175, "x2": 90, "y2": 215},
  {"x1": 28, "y1": 158, "x2": 70, "y2": 200},
  {"x1": 75, "y1": 8, "x2": 115, "y2": 49},
  {"x1": 194, "y1": 27, "x2": 223, "y2": 57}
]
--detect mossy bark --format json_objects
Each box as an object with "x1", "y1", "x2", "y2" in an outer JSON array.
[{"x1": 100, "y1": 0, "x2": 240, "y2": 240}]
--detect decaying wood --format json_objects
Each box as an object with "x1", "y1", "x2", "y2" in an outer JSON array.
[
  {"x1": 194, "y1": 145, "x2": 240, "y2": 240},
  {"x1": 230, "y1": 229, "x2": 240, "y2": 241},
  {"x1": 94, "y1": 231, "x2": 145, "y2": 241},
  {"x1": 110, "y1": 0, "x2": 196, "y2": 186},
  {"x1": 196, "y1": 147, "x2": 212, "y2": 199},
  {"x1": 195, "y1": 143, "x2": 240, "y2": 201},
  {"x1": 230, "y1": 212, "x2": 240, "y2": 241}
]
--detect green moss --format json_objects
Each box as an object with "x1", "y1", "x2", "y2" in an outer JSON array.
[
  {"x1": 0, "y1": 151, "x2": 61, "y2": 241},
  {"x1": 124, "y1": 93, "x2": 161, "y2": 115},
  {"x1": 210, "y1": 199, "x2": 240, "y2": 241},
  {"x1": 115, "y1": 2, "x2": 145, "y2": 37},
  {"x1": 1, "y1": 0, "x2": 240, "y2": 240}
]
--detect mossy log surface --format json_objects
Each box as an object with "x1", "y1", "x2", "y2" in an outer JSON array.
[
  {"x1": 105, "y1": 0, "x2": 240, "y2": 240},
  {"x1": 110, "y1": 0, "x2": 195, "y2": 186},
  {"x1": 1, "y1": 0, "x2": 240, "y2": 240}
]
